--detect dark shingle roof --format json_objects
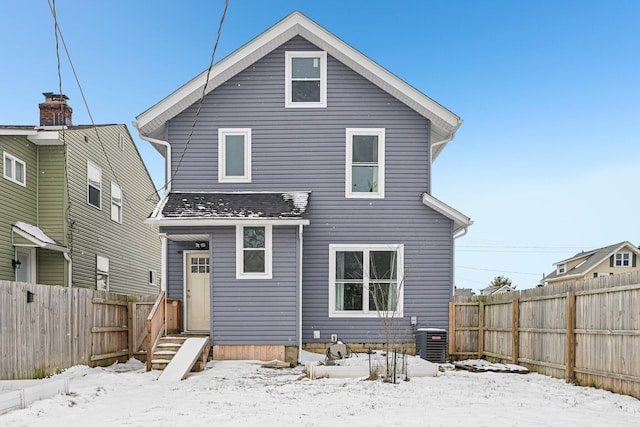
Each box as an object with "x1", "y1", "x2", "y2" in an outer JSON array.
[{"x1": 159, "y1": 192, "x2": 310, "y2": 220}]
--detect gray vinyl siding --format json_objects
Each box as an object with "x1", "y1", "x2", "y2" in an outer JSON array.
[
  {"x1": 165, "y1": 226, "x2": 299, "y2": 344},
  {"x1": 65, "y1": 126, "x2": 161, "y2": 295},
  {"x1": 165, "y1": 36, "x2": 454, "y2": 342},
  {"x1": 0, "y1": 136, "x2": 37, "y2": 281}
]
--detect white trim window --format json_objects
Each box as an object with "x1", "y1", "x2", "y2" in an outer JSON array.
[
  {"x1": 236, "y1": 225, "x2": 272, "y2": 279},
  {"x1": 557, "y1": 263, "x2": 566, "y2": 274},
  {"x1": 96, "y1": 255, "x2": 109, "y2": 291},
  {"x1": 285, "y1": 51, "x2": 327, "y2": 108},
  {"x1": 149, "y1": 269, "x2": 159, "y2": 286},
  {"x1": 3, "y1": 152, "x2": 26, "y2": 186},
  {"x1": 110, "y1": 182, "x2": 122, "y2": 223},
  {"x1": 345, "y1": 128, "x2": 385, "y2": 198},
  {"x1": 87, "y1": 161, "x2": 102, "y2": 208},
  {"x1": 118, "y1": 133, "x2": 125, "y2": 151},
  {"x1": 614, "y1": 252, "x2": 631, "y2": 267},
  {"x1": 329, "y1": 244, "x2": 404, "y2": 318},
  {"x1": 218, "y1": 128, "x2": 251, "y2": 183}
]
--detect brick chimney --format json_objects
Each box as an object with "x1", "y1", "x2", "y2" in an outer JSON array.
[{"x1": 39, "y1": 92, "x2": 72, "y2": 126}]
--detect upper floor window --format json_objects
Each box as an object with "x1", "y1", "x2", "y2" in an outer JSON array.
[
  {"x1": 346, "y1": 128, "x2": 385, "y2": 198},
  {"x1": 557, "y1": 263, "x2": 566, "y2": 274},
  {"x1": 3, "y1": 152, "x2": 26, "y2": 186},
  {"x1": 218, "y1": 128, "x2": 251, "y2": 183},
  {"x1": 118, "y1": 133, "x2": 125, "y2": 151},
  {"x1": 111, "y1": 182, "x2": 122, "y2": 223},
  {"x1": 236, "y1": 225, "x2": 272, "y2": 279},
  {"x1": 285, "y1": 51, "x2": 327, "y2": 108},
  {"x1": 329, "y1": 244, "x2": 404, "y2": 317},
  {"x1": 87, "y1": 161, "x2": 102, "y2": 209},
  {"x1": 614, "y1": 252, "x2": 631, "y2": 267}
]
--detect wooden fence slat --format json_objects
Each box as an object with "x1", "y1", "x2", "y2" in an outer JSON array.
[{"x1": 451, "y1": 272, "x2": 640, "y2": 400}]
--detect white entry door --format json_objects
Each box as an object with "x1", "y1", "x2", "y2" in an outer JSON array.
[
  {"x1": 15, "y1": 247, "x2": 36, "y2": 283},
  {"x1": 185, "y1": 252, "x2": 211, "y2": 332}
]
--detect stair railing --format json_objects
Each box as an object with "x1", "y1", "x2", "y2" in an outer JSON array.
[{"x1": 146, "y1": 291, "x2": 166, "y2": 371}]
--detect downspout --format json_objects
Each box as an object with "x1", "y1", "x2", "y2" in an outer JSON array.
[
  {"x1": 132, "y1": 123, "x2": 172, "y2": 194},
  {"x1": 451, "y1": 226, "x2": 468, "y2": 298},
  {"x1": 63, "y1": 251, "x2": 72, "y2": 361},
  {"x1": 160, "y1": 234, "x2": 167, "y2": 292},
  {"x1": 298, "y1": 224, "x2": 303, "y2": 363}
]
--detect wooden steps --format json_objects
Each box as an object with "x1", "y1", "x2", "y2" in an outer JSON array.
[{"x1": 151, "y1": 335, "x2": 211, "y2": 371}]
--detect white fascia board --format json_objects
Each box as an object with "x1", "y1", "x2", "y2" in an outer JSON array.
[
  {"x1": 146, "y1": 218, "x2": 310, "y2": 227},
  {"x1": 0, "y1": 129, "x2": 37, "y2": 136},
  {"x1": 135, "y1": 12, "x2": 462, "y2": 144},
  {"x1": 422, "y1": 193, "x2": 472, "y2": 232},
  {"x1": 27, "y1": 131, "x2": 63, "y2": 145}
]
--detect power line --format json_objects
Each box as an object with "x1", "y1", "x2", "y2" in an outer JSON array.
[
  {"x1": 164, "y1": 0, "x2": 230, "y2": 195},
  {"x1": 457, "y1": 265, "x2": 542, "y2": 276},
  {"x1": 47, "y1": 0, "x2": 142, "y2": 219}
]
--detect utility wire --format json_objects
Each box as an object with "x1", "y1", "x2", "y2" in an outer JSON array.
[
  {"x1": 164, "y1": 0, "x2": 229, "y2": 195},
  {"x1": 47, "y1": 0, "x2": 142, "y2": 219}
]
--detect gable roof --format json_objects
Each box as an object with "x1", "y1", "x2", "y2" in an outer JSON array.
[
  {"x1": 134, "y1": 11, "x2": 462, "y2": 160},
  {"x1": 544, "y1": 241, "x2": 640, "y2": 282}
]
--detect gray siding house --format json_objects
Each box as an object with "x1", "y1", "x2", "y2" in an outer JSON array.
[
  {"x1": 0, "y1": 93, "x2": 161, "y2": 296},
  {"x1": 135, "y1": 12, "x2": 472, "y2": 361}
]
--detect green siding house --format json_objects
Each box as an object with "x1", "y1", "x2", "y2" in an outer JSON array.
[{"x1": 0, "y1": 93, "x2": 161, "y2": 296}]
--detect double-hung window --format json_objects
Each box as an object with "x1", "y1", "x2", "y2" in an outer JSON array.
[
  {"x1": 346, "y1": 128, "x2": 385, "y2": 198},
  {"x1": 329, "y1": 244, "x2": 403, "y2": 317},
  {"x1": 236, "y1": 225, "x2": 272, "y2": 279},
  {"x1": 614, "y1": 252, "x2": 631, "y2": 267},
  {"x1": 3, "y1": 152, "x2": 26, "y2": 186},
  {"x1": 87, "y1": 161, "x2": 102, "y2": 208},
  {"x1": 218, "y1": 128, "x2": 251, "y2": 182},
  {"x1": 285, "y1": 51, "x2": 327, "y2": 108},
  {"x1": 111, "y1": 182, "x2": 122, "y2": 223}
]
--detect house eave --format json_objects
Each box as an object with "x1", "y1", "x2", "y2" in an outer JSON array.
[
  {"x1": 12, "y1": 225, "x2": 68, "y2": 253},
  {"x1": 421, "y1": 192, "x2": 472, "y2": 233},
  {"x1": 135, "y1": 11, "x2": 462, "y2": 149},
  {"x1": 146, "y1": 218, "x2": 310, "y2": 227}
]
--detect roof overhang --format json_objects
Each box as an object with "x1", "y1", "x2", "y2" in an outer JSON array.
[
  {"x1": 421, "y1": 193, "x2": 473, "y2": 233},
  {"x1": 134, "y1": 11, "x2": 462, "y2": 160},
  {"x1": 12, "y1": 222, "x2": 68, "y2": 252},
  {"x1": 151, "y1": 218, "x2": 310, "y2": 227},
  {"x1": 0, "y1": 128, "x2": 63, "y2": 145}
]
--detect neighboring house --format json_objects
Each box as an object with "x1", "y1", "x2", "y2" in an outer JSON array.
[
  {"x1": 0, "y1": 93, "x2": 161, "y2": 296},
  {"x1": 479, "y1": 284, "x2": 514, "y2": 296},
  {"x1": 135, "y1": 12, "x2": 472, "y2": 361},
  {"x1": 543, "y1": 241, "x2": 640, "y2": 285}
]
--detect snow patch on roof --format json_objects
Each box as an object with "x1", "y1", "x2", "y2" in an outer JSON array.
[{"x1": 14, "y1": 221, "x2": 57, "y2": 245}]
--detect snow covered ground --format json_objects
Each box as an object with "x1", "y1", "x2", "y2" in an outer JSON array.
[{"x1": 1, "y1": 356, "x2": 639, "y2": 427}]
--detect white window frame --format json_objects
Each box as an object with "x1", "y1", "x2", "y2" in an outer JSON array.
[
  {"x1": 285, "y1": 51, "x2": 327, "y2": 108},
  {"x1": 557, "y1": 263, "x2": 566, "y2": 274},
  {"x1": 236, "y1": 225, "x2": 272, "y2": 279},
  {"x1": 328, "y1": 244, "x2": 404, "y2": 318},
  {"x1": 87, "y1": 161, "x2": 102, "y2": 209},
  {"x1": 3, "y1": 152, "x2": 26, "y2": 187},
  {"x1": 110, "y1": 181, "x2": 122, "y2": 223},
  {"x1": 218, "y1": 128, "x2": 251, "y2": 183},
  {"x1": 96, "y1": 255, "x2": 109, "y2": 291},
  {"x1": 614, "y1": 252, "x2": 631, "y2": 267},
  {"x1": 118, "y1": 133, "x2": 125, "y2": 151},
  {"x1": 149, "y1": 269, "x2": 158, "y2": 286},
  {"x1": 345, "y1": 128, "x2": 385, "y2": 199}
]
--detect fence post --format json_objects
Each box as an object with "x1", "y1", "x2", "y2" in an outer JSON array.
[
  {"x1": 478, "y1": 302, "x2": 484, "y2": 359},
  {"x1": 565, "y1": 290, "x2": 576, "y2": 383},
  {"x1": 512, "y1": 298, "x2": 519, "y2": 364},
  {"x1": 448, "y1": 301, "x2": 455, "y2": 359}
]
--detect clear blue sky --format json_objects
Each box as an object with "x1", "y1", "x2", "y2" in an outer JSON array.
[{"x1": 2, "y1": 1, "x2": 639, "y2": 292}]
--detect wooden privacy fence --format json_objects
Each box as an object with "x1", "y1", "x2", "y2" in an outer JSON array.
[
  {"x1": 450, "y1": 272, "x2": 640, "y2": 399},
  {"x1": 0, "y1": 280, "x2": 156, "y2": 380}
]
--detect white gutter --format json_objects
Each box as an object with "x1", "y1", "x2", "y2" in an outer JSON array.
[
  {"x1": 297, "y1": 224, "x2": 303, "y2": 363},
  {"x1": 133, "y1": 122, "x2": 172, "y2": 194},
  {"x1": 146, "y1": 218, "x2": 311, "y2": 227}
]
